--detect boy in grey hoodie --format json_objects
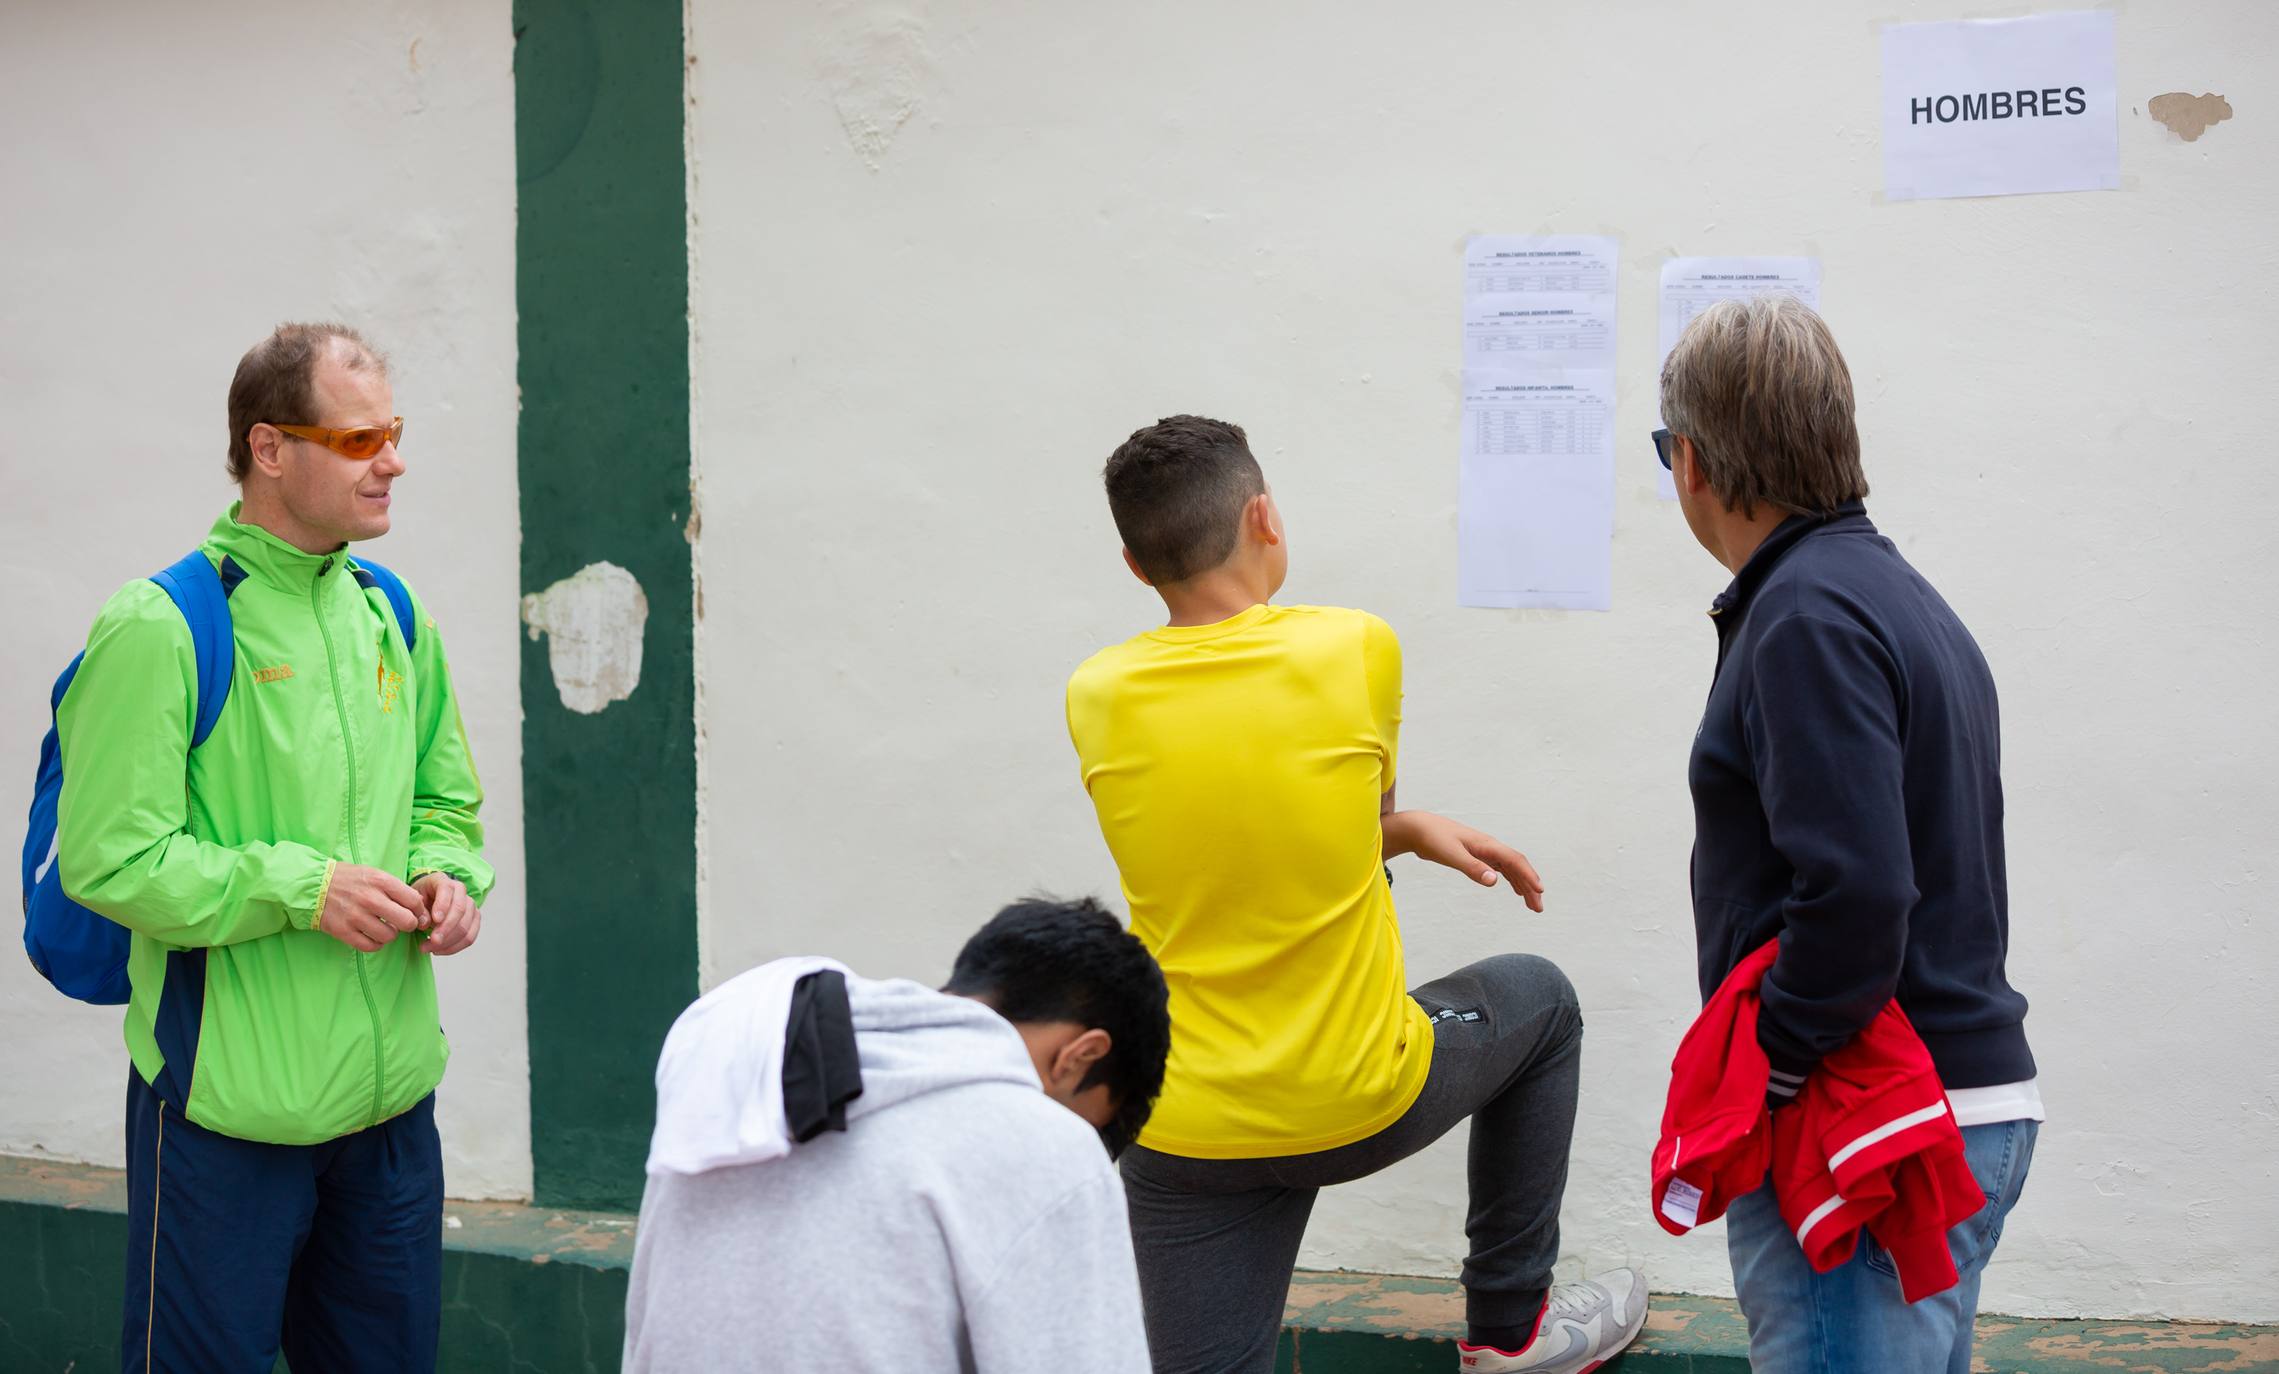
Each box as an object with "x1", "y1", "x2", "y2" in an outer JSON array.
[{"x1": 624, "y1": 897, "x2": 1171, "y2": 1373}]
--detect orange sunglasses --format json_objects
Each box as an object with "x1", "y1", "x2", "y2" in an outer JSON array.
[{"x1": 268, "y1": 416, "x2": 405, "y2": 460}]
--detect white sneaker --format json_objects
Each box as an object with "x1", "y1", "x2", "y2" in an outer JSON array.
[{"x1": 1455, "y1": 1268, "x2": 1649, "y2": 1373}]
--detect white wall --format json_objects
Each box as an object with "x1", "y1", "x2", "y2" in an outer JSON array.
[
  {"x1": 689, "y1": 0, "x2": 2279, "y2": 1322},
  {"x1": 0, "y1": 1, "x2": 528, "y2": 1199}
]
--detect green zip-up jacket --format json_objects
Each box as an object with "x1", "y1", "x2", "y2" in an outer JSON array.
[{"x1": 56, "y1": 506, "x2": 492, "y2": 1146}]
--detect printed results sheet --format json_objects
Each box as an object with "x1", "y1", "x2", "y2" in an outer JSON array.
[{"x1": 1459, "y1": 236, "x2": 1618, "y2": 610}]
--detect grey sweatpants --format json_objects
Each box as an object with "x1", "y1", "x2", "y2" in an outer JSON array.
[{"x1": 1120, "y1": 953, "x2": 1584, "y2": 1374}]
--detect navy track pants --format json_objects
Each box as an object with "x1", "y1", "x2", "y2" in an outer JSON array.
[{"x1": 120, "y1": 1071, "x2": 443, "y2": 1373}]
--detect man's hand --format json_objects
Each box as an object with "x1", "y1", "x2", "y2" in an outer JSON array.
[
  {"x1": 316, "y1": 865, "x2": 427, "y2": 952},
  {"x1": 413, "y1": 872, "x2": 483, "y2": 956},
  {"x1": 1381, "y1": 810, "x2": 1546, "y2": 912}
]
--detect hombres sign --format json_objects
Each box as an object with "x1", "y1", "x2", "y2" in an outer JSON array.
[{"x1": 1881, "y1": 10, "x2": 2120, "y2": 202}]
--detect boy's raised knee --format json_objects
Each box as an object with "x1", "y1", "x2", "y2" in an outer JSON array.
[
  {"x1": 1432, "y1": 952, "x2": 1581, "y2": 1020},
  {"x1": 1486, "y1": 952, "x2": 1580, "y2": 1018}
]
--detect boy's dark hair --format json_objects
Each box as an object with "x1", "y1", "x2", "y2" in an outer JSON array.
[
  {"x1": 1102, "y1": 415, "x2": 1266, "y2": 585},
  {"x1": 944, "y1": 896, "x2": 1170, "y2": 1158}
]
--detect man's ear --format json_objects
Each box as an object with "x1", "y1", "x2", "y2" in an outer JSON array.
[
  {"x1": 1050, "y1": 1027, "x2": 1112, "y2": 1091},
  {"x1": 1247, "y1": 491, "x2": 1281, "y2": 546},
  {"x1": 247, "y1": 424, "x2": 288, "y2": 480},
  {"x1": 1120, "y1": 547, "x2": 1155, "y2": 587},
  {"x1": 1676, "y1": 436, "x2": 1711, "y2": 497}
]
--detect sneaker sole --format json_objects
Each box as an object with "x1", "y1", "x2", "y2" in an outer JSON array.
[{"x1": 1579, "y1": 1294, "x2": 1650, "y2": 1373}]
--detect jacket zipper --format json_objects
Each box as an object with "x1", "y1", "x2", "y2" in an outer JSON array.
[
  {"x1": 316, "y1": 558, "x2": 387, "y2": 1127},
  {"x1": 1708, "y1": 596, "x2": 1737, "y2": 680}
]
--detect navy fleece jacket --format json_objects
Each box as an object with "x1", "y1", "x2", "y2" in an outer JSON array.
[{"x1": 1688, "y1": 503, "x2": 2035, "y2": 1091}]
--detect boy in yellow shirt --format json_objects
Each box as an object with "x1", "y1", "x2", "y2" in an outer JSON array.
[{"x1": 1066, "y1": 416, "x2": 1646, "y2": 1374}]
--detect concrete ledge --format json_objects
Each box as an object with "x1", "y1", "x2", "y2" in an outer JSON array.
[
  {"x1": 5, "y1": 1156, "x2": 2272, "y2": 1373},
  {"x1": 1275, "y1": 1271, "x2": 2279, "y2": 1372},
  {"x1": 1281, "y1": 1274, "x2": 1752, "y2": 1372},
  {"x1": 0, "y1": 1155, "x2": 631, "y2": 1372}
]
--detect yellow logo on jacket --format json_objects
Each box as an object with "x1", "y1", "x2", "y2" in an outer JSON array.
[
  {"x1": 377, "y1": 664, "x2": 404, "y2": 714},
  {"x1": 252, "y1": 665, "x2": 294, "y2": 684}
]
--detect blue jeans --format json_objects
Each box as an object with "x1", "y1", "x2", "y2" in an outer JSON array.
[{"x1": 1727, "y1": 1118, "x2": 2038, "y2": 1374}]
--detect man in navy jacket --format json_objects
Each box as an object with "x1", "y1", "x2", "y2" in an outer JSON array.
[{"x1": 1656, "y1": 295, "x2": 2040, "y2": 1374}]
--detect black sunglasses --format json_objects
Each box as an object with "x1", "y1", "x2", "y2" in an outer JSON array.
[{"x1": 1652, "y1": 428, "x2": 1686, "y2": 471}]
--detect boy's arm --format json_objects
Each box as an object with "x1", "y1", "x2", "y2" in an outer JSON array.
[
  {"x1": 1383, "y1": 810, "x2": 1546, "y2": 910},
  {"x1": 1365, "y1": 614, "x2": 1546, "y2": 908}
]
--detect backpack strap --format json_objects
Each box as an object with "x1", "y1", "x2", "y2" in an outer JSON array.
[
  {"x1": 349, "y1": 558, "x2": 419, "y2": 654},
  {"x1": 148, "y1": 551, "x2": 236, "y2": 749}
]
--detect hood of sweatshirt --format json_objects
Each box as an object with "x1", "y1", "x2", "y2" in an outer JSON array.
[{"x1": 647, "y1": 958, "x2": 1040, "y2": 1177}]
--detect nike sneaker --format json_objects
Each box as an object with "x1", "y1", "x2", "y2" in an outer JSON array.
[{"x1": 1455, "y1": 1268, "x2": 1648, "y2": 1373}]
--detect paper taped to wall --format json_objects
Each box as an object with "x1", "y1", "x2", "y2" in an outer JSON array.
[
  {"x1": 1654, "y1": 257, "x2": 1823, "y2": 499},
  {"x1": 1459, "y1": 369, "x2": 1616, "y2": 611},
  {"x1": 1464, "y1": 293, "x2": 1618, "y2": 370},
  {"x1": 1464, "y1": 235, "x2": 1620, "y2": 296},
  {"x1": 1459, "y1": 235, "x2": 1619, "y2": 611},
  {"x1": 1880, "y1": 10, "x2": 2120, "y2": 202}
]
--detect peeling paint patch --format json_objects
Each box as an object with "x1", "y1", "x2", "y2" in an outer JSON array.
[
  {"x1": 521, "y1": 562, "x2": 648, "y2": 714},
  {"x1": 2149, "y1": 92, "x2": 2233, "y2": 142},
  {"x1": 817, "y1": 1, "x2": 934, "y2": 168}
]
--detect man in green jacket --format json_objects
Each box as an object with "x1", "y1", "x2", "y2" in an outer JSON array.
[{"x1": 57, "y1": 321, "x2": 491, "y2": 1373}]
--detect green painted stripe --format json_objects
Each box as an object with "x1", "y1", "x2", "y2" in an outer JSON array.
[{"x1": 513, "y1": 0, "x2": 696, "y2": 1212}]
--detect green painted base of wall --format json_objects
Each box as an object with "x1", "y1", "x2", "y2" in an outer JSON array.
[
  {"x1": 1276, "y1": 1275, "x2": 1754, "y2": 1372},
  {"x1": 0, "y1": 1158, "x2": 627, "y2": 1374},
  {"x1": 7, "y1": 1159, "x2": 2274, "y2": 1373},
  {"x1": 4, "y1": 1178, "x2": 123, "y2": 1370},
  {"x1": 1271, "y1": 1271, "x2": 2279, "y2": 1372}
]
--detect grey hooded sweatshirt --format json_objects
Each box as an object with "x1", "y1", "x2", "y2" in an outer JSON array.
[{"x1": 624, "y1": 971, "x2": 1151, "y2": 1373}]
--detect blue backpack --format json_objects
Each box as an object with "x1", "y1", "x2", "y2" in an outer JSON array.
[{"x1": 21, "y1": 550, "x2": 416, "y2": 1003}]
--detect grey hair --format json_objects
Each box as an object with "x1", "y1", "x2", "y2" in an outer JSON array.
[{"x1": 1658, "y1": 294, "x2": 1866, "y2": 518}]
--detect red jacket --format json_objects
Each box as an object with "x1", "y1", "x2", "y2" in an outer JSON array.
[{"x1": 1652, "y1": 940, "x2": 1986, "y2": 1302}]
